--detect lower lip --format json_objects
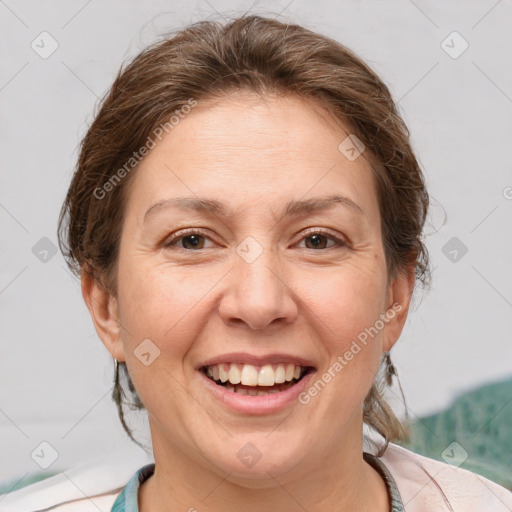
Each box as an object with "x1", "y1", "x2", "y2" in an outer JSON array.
[{"x1": 197, "y1": 369, "x2": 316, "y2": 415}]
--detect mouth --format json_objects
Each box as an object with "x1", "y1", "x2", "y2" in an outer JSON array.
[{"x1": 199, "y1": 362, "x2": 316, "y2": 396}]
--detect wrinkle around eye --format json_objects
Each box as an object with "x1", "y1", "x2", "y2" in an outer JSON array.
[{"x1": 159, "y1": 233, "x2": 353, "y2": 258}]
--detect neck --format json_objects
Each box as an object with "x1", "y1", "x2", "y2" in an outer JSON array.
[{"x1": 139, "y1": 417, "x2": 389, "y2": 512}]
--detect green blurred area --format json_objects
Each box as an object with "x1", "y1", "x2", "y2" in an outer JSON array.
[
  {"x1": 2, "y1": 377, "x2": 510, "y2": 494},
  {"x1": 0, "y1": 472, "x2": 59, "y2": 495},
  {"x1": 398, "y1": 376, "x2": 512, "y2": 490}
]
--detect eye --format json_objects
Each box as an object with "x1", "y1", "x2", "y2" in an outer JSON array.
[
  {"x1": 163, "y1": 229, "x2": 214, "y2": 250},
  {"x1": 163, "y1": 228, "x2": 346, "y2": 251},
  {"x1": 297, "y1": 229, "x2": 346, "y2": 250}
]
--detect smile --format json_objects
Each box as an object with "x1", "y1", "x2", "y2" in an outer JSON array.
[
  {"x1": 196, "y1": 361, "x2": 316, "y2": 414},
  {"x1": 202, "y1": 362, "x2": 313, "y2": 395}
]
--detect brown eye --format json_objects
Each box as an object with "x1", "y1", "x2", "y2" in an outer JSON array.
[
  {"x1": 179, "y1": 234, "x2": 206, "y2": 250},
  {"x1": 164, "y1": 229, "x2": 213, "y2": 250},
  {"x1": 304, "y1": 234, "x2": 331, "y2": 249},
  {"x1": 298, "y1": 230, "x2": 346, "y2": 250}
]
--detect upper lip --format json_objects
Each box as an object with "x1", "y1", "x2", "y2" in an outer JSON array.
[{"x1": 195, "y1": 352, "x2": 317, "y2": 370}]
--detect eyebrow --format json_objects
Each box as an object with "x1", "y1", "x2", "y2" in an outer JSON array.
[{"x1": 143, "y1": 194, "x2": 364, "y2": 224}]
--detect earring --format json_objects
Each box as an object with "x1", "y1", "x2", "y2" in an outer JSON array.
[
  {"x1": 112, "y1": 358, "x2": 120, "y2": 402},
  {"x1": 383, "y1": 351, "x2": 397, "y2": 386}
]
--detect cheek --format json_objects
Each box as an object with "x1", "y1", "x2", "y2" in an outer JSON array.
[
  {"x1": 299, "y1": 261, "x2": 387, "y2": 396},
  {"x1": 114, "y1": 262, "x2": 219, "y2": 413},
  {"x1": 304, "y1": 258, "x2": 387, "y2": 339},
  {"x1": 118, "y1": 246, "x2": 388, "y2": 352},
  {"x1": 116, "y1": 259, "x2": 222, "y2": 356}
]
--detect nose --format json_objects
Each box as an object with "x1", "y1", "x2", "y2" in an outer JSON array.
[{"x1": 218, "y1": 247, "x2": 299, "y2": 330}]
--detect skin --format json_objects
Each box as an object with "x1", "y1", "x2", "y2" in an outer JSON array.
[{"x1": 82, "y1": 92, "x2": 414, "y2": 511}]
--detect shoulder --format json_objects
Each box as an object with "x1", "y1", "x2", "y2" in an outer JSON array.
[
  {"x1": 380, "y1": 442, "x2": 512, "y2": 511},
  {"x1": 0, "y1": 453, "x2": 152, "y2": 512},
  {"x1": 0, "y1": 492, "x2": 121, "y2": 512},
  {"x1": 0, "y1": 476, "x2": 121, "y2": 512}
]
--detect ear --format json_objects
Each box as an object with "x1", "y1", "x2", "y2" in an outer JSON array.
[
  {"x1": 81, "y1": 272, "x2": 126, "y2": 362},
  {"x1": 382, "y1": 264, "x2": 415, "y2": 352}
]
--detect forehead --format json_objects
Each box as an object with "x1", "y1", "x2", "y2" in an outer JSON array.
[{"x1": 124, "y1": 93, "x2": 380, "y2": 225}]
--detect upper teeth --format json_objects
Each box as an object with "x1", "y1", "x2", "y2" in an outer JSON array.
[{"x1": 206, "y1": 363, "x2": 304, "y2": 386}]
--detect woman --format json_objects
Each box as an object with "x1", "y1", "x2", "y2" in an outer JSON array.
[{"x1": 9, "y1": 13, "x2": 511, "y2": 512}]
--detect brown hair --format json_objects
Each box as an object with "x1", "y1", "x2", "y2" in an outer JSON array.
[{"x1": 58, "y1": 14, "x2": 430, "y2": 456}]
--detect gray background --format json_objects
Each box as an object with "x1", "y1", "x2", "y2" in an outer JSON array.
[{"x1": 1, "y1": 0, "x2": 511, "y2": 486}]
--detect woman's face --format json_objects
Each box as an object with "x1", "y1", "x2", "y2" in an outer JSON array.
[{"x1": 86, "y1": 93, "x2": 411, "y2": 483}]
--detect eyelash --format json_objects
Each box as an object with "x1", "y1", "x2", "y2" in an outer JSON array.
[{"x1": 163, "y1": 228, "x2": 346, "y2": 250}]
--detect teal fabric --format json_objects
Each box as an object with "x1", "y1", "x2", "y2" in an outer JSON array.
[
  {"x1": 110, "y1": 454, "x2": 404, "y2": 511},
  {"x1": 364, "y1": 452, "x2": 405, "y2": 512},
  {"x1": 110, "y1": 463, "x2": 154, "y2": 512}
]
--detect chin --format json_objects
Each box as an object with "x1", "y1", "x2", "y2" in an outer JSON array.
[{"x1": 202, "y1": 433, "x2": 308, "y2": 484}]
